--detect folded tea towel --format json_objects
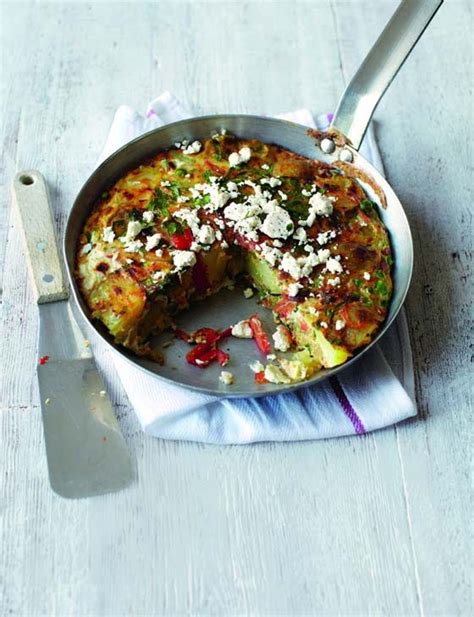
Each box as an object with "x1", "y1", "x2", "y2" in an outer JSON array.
[{"x1": 89, "y1": 91, "x2": 416, "y2": 444}]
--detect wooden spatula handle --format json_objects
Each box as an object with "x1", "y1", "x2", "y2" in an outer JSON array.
[{"x1": 12, "y1": 170, "x2": 69, "y2": 304}]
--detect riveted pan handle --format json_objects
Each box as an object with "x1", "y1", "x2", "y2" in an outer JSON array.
[
  {"x1": 330, "y1": 0, "x2": 443, "y2": 151},
  {"x1": 12, "y1": 170, "x2": 69, "y2": 304}
]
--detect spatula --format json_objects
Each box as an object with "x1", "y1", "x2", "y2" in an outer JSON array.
[{"x1": 12, "y1": 170, "x2": 134, "y2": 498}]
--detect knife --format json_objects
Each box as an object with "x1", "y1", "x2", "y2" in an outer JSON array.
[{"x1": 12, "y1": 170, "x2": 134, "y2": 498}]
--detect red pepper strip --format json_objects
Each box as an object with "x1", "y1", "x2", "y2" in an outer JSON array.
[
  {"x1": 191, "y1": 327, "x2": 221, "y2": 344},
  {"x1": 248, "y1": 315, "x2": 271, "y2": 356},
  {"x1": 204, "y1": 160, "x2": 226, "y2": 175},
  {"x1": 216, "y1": 349, "x2": 230, "y2": 367},
  {"x1": 39, "y1": 355, "x2": 50, "y2": 365},
  {"x1": 217, "y1": 327, "x2": 232, "y2": 340},
  {"x1": 254, "y1": 371, "x2": 268, "y2": 384},
  {"x1": 170, "y1": 227, "x2": 193, "y2": 250},
  {"x1": 186, "y1": 344, "x2": 218, "y2": 368}
]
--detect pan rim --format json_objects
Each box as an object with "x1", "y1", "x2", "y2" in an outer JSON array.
[{"x1": 64, "y1": 114, "x2": 413, "y2": 398}]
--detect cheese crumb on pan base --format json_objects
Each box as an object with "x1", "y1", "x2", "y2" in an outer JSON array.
[{"x1": 75, "y1": 133, "x2": 393, "y2": 383}]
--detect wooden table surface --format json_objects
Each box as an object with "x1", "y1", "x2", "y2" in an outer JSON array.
[{"x1": 1, "y1": 1, "x2": 472, "y2": 615}]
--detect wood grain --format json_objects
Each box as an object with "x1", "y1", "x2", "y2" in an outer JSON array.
[{"x1": 1, "y1": 1, "x2": 471, "y2": 615}]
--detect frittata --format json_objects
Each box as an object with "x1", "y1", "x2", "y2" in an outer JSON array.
[{"x1": 76, "y1": 132, "x2": 393, "y2": 384}]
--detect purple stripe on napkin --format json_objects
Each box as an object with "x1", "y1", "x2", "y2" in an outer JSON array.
[{"x1": 329, "y1": 377, "x2": 366, "y2": 435}]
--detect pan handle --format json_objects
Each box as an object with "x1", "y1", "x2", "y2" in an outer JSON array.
[{"x1": 330, "y1": 0, "x2": 443, "y2": 151}]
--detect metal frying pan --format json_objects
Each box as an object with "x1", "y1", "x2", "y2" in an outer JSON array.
[{"x1": 64, "y1": 0, "x2": 443, "y2": 397}]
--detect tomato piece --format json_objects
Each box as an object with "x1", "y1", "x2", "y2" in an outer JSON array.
[
  {"x1": 248, "y1": 314, "x2": 271, "y2": 356},
  {"x1": 273, "y1": 298, "x2": 297, "y2": 319},
  {"x1": 38, "y1": 355, "x2": 50, "y2": 365},
  {"x1": 192, "y1": 327, "x2": 220, "y2": 344},
  {"x1": 254, "y1": 371, "x2": 268, "y2": 384},
  {"x1": 218, "y1": 327, "x2": 232, "y2": 340},
  {"x1": 186, "y1": 343, "x2": 217, "y2": 367},
  {"x1": 216, "y1": 349, "x2": 230, "y2": 367},
  {"x1": 171, "y1": 227, "x2": 193, "y2": 250}
]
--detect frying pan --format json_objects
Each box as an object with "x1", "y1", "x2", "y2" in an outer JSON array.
[{"x1": 64, "y1": 0, "x2": 443, "y2": 397}]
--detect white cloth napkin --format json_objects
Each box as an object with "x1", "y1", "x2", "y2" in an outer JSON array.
[{"x1": 91, "y1": 92, "x2": 416, "y2": 444}]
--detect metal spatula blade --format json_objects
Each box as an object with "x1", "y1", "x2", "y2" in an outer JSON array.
[{"x1": 13, "y1": 170, "x2": 134, "y2": 498}]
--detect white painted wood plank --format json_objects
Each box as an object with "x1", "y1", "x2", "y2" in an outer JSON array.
[{"x1": 1, "y1": 1, "x2": 471, "y2": 615}]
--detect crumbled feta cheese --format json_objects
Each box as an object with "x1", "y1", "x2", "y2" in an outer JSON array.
[
  {"x1": 198, "y1": 224, "x2": 215, "y2": 245},
  {"x1": 249, "y1": 360, "x2": 265, "y2": 373},
  {"x1": 264, "y1": 364, "x2": 291, "y2": 384},
  {"x1": 272, "y1": 325, "x2": 292, "y2": 352},
  {"x1": 278, "y1": 190, "x2": 288, "y2": 201},
  {"x1": 316, "y1": 230, "x2": 337, "y2": 245},
  {"x1": 267, "y1": 354, "x2": 276, "y2": 361},
  {"x1": 260, "y1": 205, "x2": 294, "y2": 239},
  {"x1": 243, "y1": 287, "x2": 254, "y2": 298},
  {"x1": 316, "y1": 248, "x2": 331, "y2": 263},
  {"x1": 155, "y1": 249, "x2": 163, "y2": 258},
  {"x1": 363, "y1": 271, "x2": 371, "y2": 280},
  {"x1": 308, "y1": 192, "x2": 335, "y2": 217},
  {"x1": 142, "y1": 211, "x2": 154, "y2": 223},
  {"x1": 102, "y1": 226, "x2": 115, "y2": 243},
  {"x1": 161, "y1": 180, "x2": 171, "y2": 187},
  {"x1": 261, "y1": 163, "x2": 270, "y2": 170},
  {"x1": 260, "y1": 244, "x2": 283, "y2": 267},
  {"x1": 325, "y1": 257, "x2": 343, "y2": 274},
  {"x1": 172, "y1": 250, "x2": 196, "y2": 270},
  {"x1": 320, "y1": 321, "x2": 328, "y2": 329},
  {"x1": 293, "y1": 227, "x2": 307, "y2": 244},
  {"x1": 219, "y1": 371, "x2": 234, "y2": 385},
  {"x1": 145, "y1": 233, "x2": 162, "y2": 251},
  {"x1": 327, "y1": 276, "x2": 341, "y2": 286},
  {"x1": 279, "y1": 251, "x2": 320, "y2": 279},
  {"x1": 124, "y1": 239, "x2": 143, "y2": 253},
  {"x1": 239, "y1": 146, "x2": 251, "y2": 162},
  {"x1": 81, "y1": 243, "x2": 92, "y2": 255},
  {"x1": 261, "y1": 177, "x2": 282, "y2": 188},
  {"x1": 121, "y1": 220, "x2": 142, "y2": 243},
  {"x1": 152, "y1": 271, "x2": 166, "y2": 282},
  {"x1": 287, "y1": 282, "x2": 303, "y2": 297},
  {"x1": 228, "y1": 146, "x2": 252, "y2": 167},
  {"x1": 182, "y1": 140, "x2": 202, "y2": 155},
  {"x1": 231, "y1": 320, "x2": 253, "y2": 339},
  {"x1": 335, "y1": 319, "x2": 346, "y2": 331}
]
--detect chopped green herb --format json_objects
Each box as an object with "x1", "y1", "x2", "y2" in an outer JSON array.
[
  {"x1": 101, "y1": 191, "x2": 109, "y2": 199},
  {"x1": 203, "y1": 169, "x2": 213, "y2": 182},
  {"x1": 375, "y1": 280, "x2": 388, "y2": 295},
  {"x1": 375, "y1": 269, "x2": 384, "y2": 279},
  {"x1": 384, "y1": 254, "x2": 394, "y2": 266},
  {"x1": 163, "y1": 219, "x2": 184, "y2": 235},
  {"x1": 194, "y1": 194, "x2": 211, "y2": 206},
  {"x1": 147, "y1": 188, "x2": 169, "y2": 214},
  {"x1": 160, "y1": 159, "x2": 169, "y2": 171},
  {"x1": 330, "y1": 168, "x2": 342, "y2": 176},
  {"x1": 169, "y1": 182, "x2": 181, "y2": 200},
  {"x1": 354, "y1": 278, "x2": 363, "y2": 288},
  {"x1": 360, "y1": 199, "x2": 374, "y2": 211},
  {"x1": 175, "y1": 168, "x2": 187, "y2": 177}
]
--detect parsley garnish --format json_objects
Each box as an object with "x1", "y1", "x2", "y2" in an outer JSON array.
[
  {"x1": 160, "y1": 159, "x2": 169, "y2": 171},
  {"x1": 360, "y1": 199, "x2": 374, "y2": 211},
  {"x1": 169, "y1": 182, "x2": 181, "y2": 200},
  {"x1": 203, "y1": 169, "x2": 212, "y2": 182},
  {"x1": 147, "y1": 188, "x2": 169, "y2": 214},
  {"x1": 194, "y1": 194, "x2": 211, "y2": 207}
]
